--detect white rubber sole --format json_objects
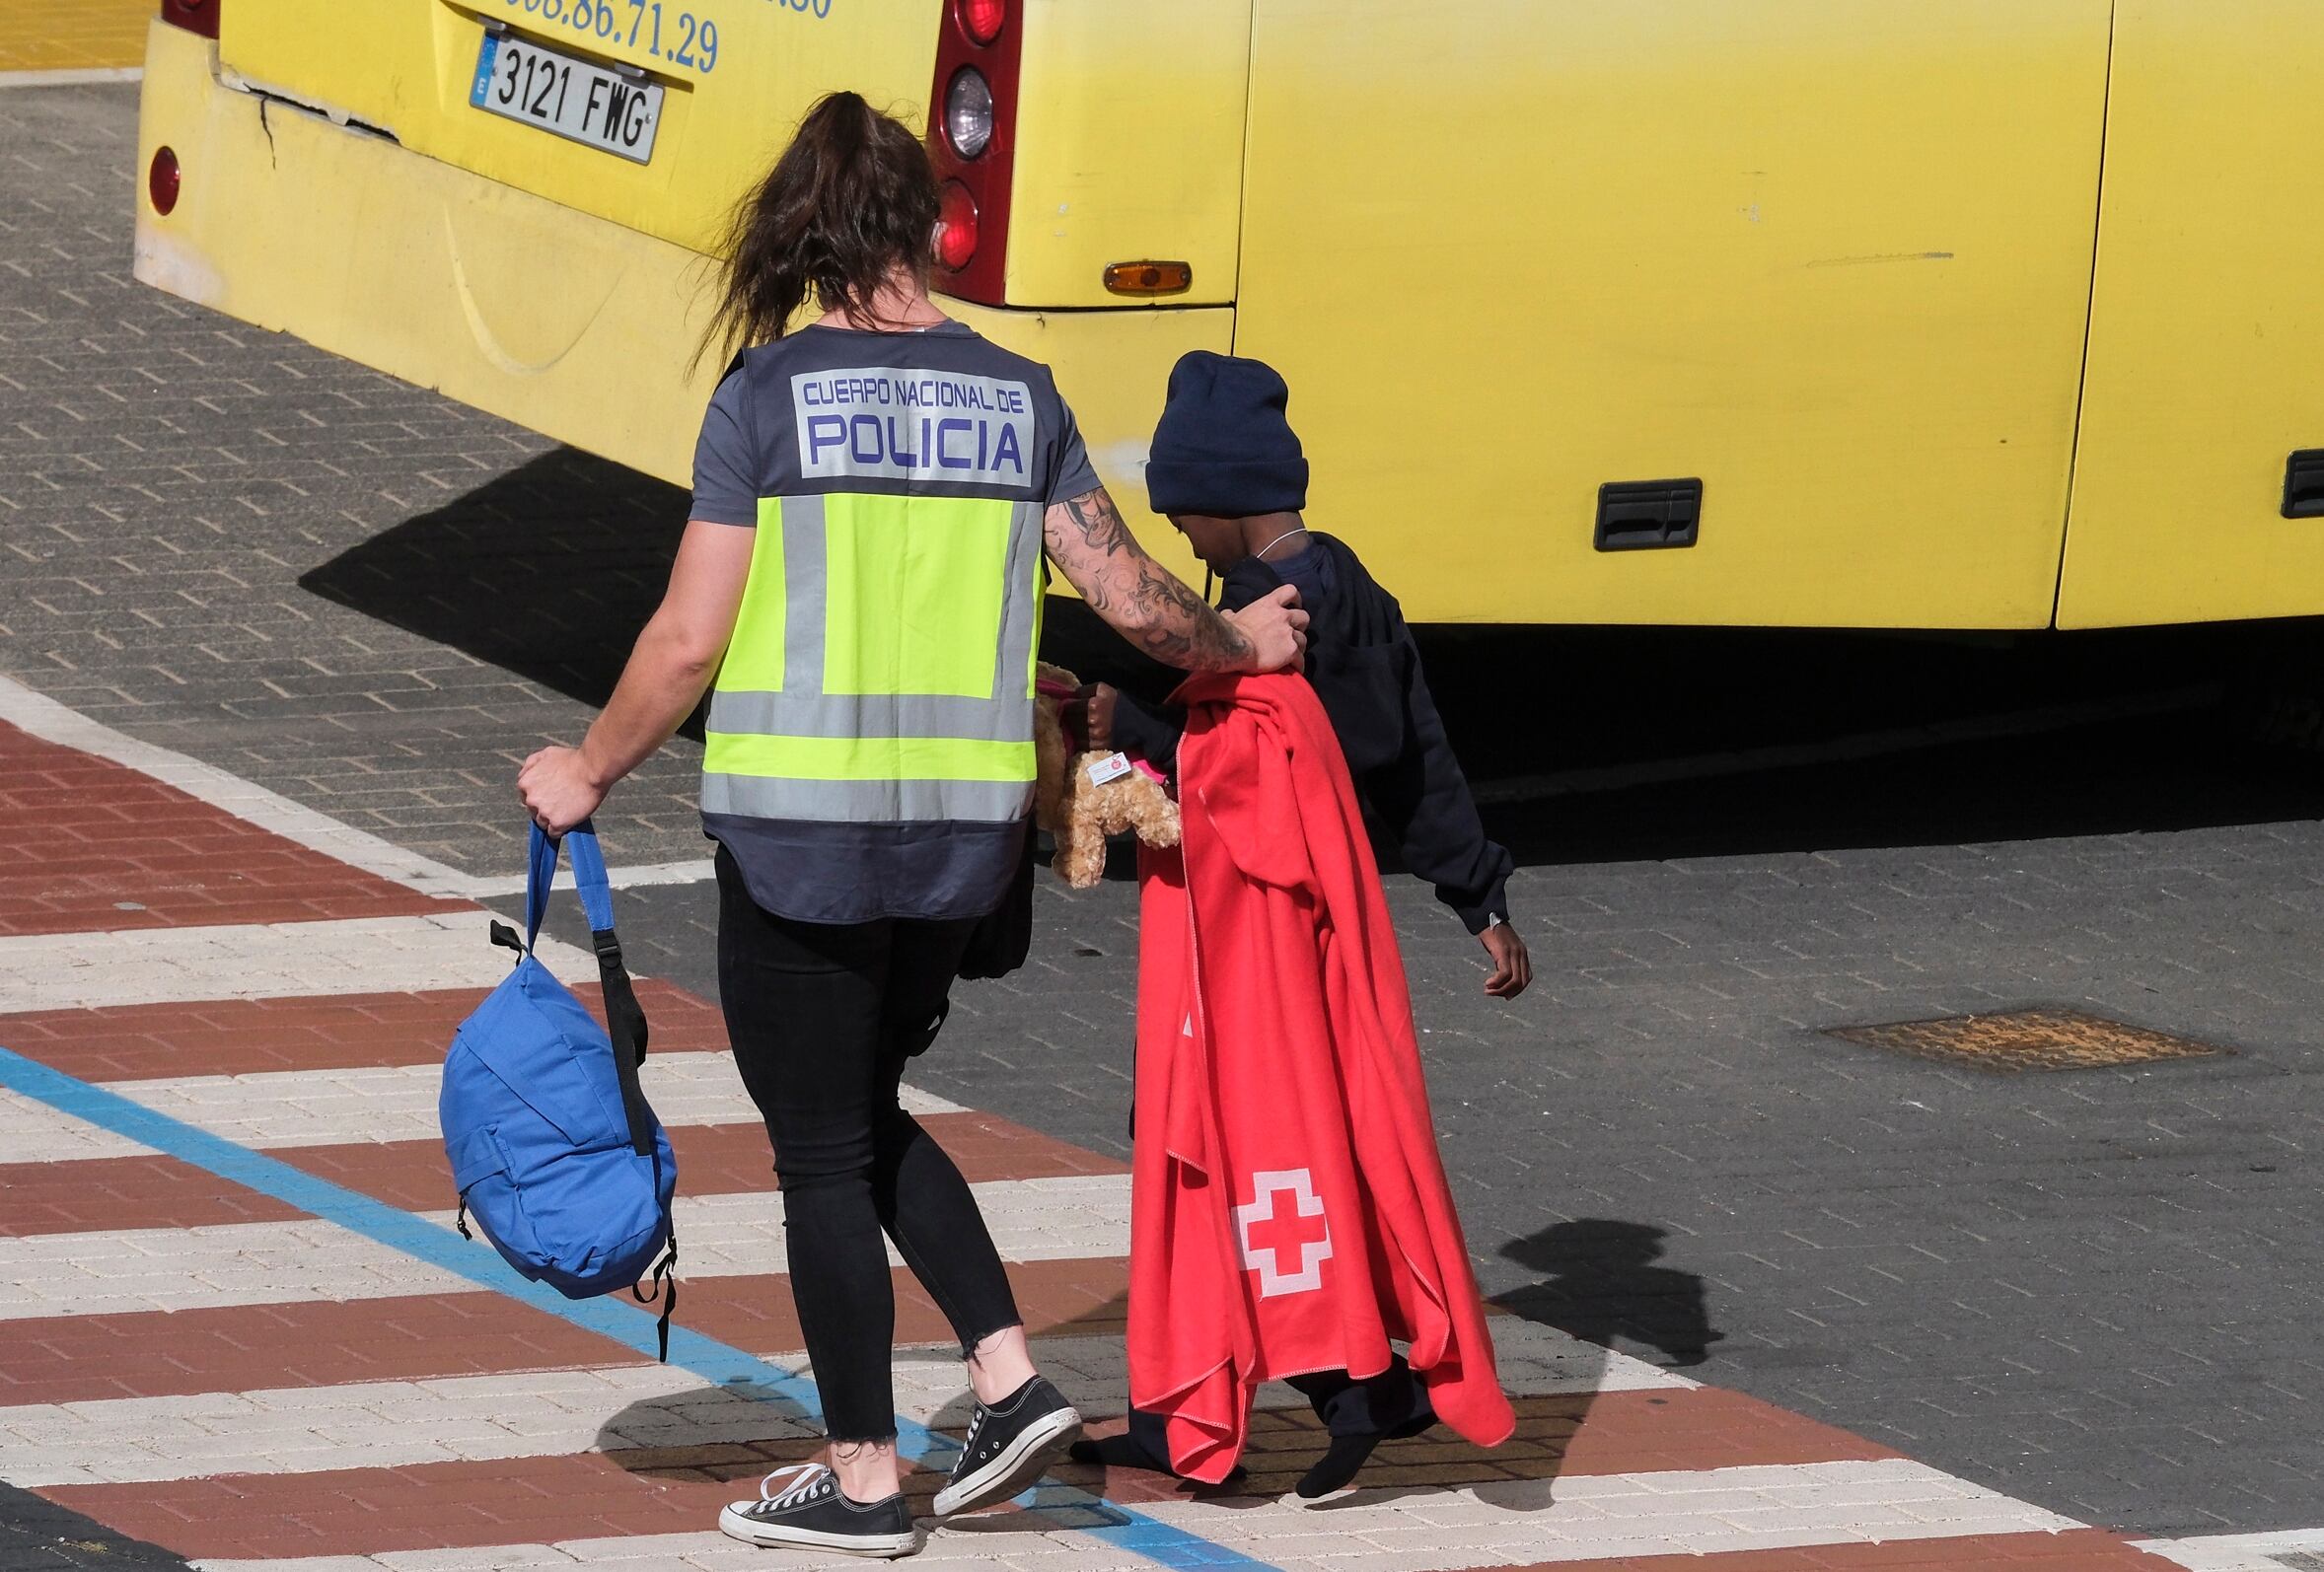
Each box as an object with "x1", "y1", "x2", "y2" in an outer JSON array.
[
  {"x1": 930, "y1": 1404, "x2": 1084, "y2": 1518},
  {"x1": 715, "y1": 1504, "x2": 920, "y2": 1557}
]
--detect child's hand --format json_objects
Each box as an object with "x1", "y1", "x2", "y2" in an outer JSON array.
[
  {"x1": 1481, "y1": 921, "x2": 1531, "y2": 999},
  {"x1": 1081, "y1": 683, "x2": 1119, "y2": 750}
]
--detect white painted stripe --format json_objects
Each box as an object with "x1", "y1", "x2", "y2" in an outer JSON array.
[
  {"x1": 183, "y1": 1461, "x2": 2086, "y2": 1571},
  {"x1": 0, "y1": 1088, "x2": 152, "y2": 1162},
  {"x1": 455, "y1": 858, "x2": 717, "y2": 896},
  {"x1": 0, "y1": 1218, "x2": 470, "y2": 1323},
  {"x1": 0, "y1": 914, "x2": 600, "y2": 1014},
  {"x1": 0, "y1": 677, "x2": 475, "y2": 898},
  {"x1": 1126, "y1": 1460, "x2": 2082, "y2": 1567},
  {"x1": 1, "y1": 1320, "x2": 1675, "y2": 1487},
  {"x1": 2, "y1": 1053, "x2": 959, "y2": 1165},
  {"x1": 405, "y1": 1174, "x2": 1128, "y2": 1276},
  {"x1": 0, "y1": 67, "x2": 143, "y2": 89},
  {"x1": 0, "y1": 1174, "x2": 1112, "y2": 1321},
  {"x1": 100, "y1": 1051, "x2": 954, "y2": 1150},
  {"x1": 2136, "y1": 1528, "x2": 2324, "y2": 1571}
]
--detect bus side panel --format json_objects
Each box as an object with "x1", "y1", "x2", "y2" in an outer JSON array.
[
  {"x1": 1005, "y1": 0, "x2": 1251, "y2": 308},
  {"x1": 1233, "y1": 1, "x2": 2110, "y2": 628},
  {"x1": 216, "y1": 0, "x2": 937, "y2": 255},
  {"x1": 2057, "y1": 0, "x2": 2324, "y2": 629}
]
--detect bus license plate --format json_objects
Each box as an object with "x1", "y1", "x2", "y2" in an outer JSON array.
[{"x1": 470, "y1": 31, "x2": 662, "y2": 166}]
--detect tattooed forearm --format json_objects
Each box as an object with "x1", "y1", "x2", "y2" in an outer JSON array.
[
  {"x1": 1043, "y1": 488, "x2": 1253, "y2": 672},
  {"x1": 1060, "y1": 489, "x2": 1136, "y2": 558}
]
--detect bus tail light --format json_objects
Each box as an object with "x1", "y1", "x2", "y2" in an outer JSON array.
[
  {"x1": 160, "y1": 0, "x2": 220, "y2": 37},
  {"x1": 957, "y1": 0, "x2": 1005, "y2": 45},
  {"x1": 935, "y1": 181, "x2": 980, "y2": 272},
  {"x1": 944, "y1": 67, "x2": 994, "y2": 160},
  {"x1": 926, "y1": 0, "x2": 1021, "y2": 304}
]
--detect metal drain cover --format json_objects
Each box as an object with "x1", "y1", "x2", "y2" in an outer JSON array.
[{"x1": 1825, "y1": 1008, "x2": 2228, "y2": 1073}]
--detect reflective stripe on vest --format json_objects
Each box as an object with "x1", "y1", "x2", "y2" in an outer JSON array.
[{"x1": 702, "y1": 490, "x2": 1044, "y2": 825}]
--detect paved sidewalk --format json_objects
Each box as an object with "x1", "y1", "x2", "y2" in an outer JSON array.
[{"x1": 0, "y1": 687, "x2": 2195, "y2": 1571}]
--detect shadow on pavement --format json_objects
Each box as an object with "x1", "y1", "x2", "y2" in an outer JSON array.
[
  {"x1": 297, "y1": 449, "x2": 701, "y2": 736},
  {"x1": 1046, "y1": 603, "x2": 2324, "y2": 869},
  {"x1": 1492, "y1": 1218, "x2": 1720, "y2": 1371},
  {"x1": 302, "y1": 446, "x2": 2323, "y2": 865},
  {"x1": 0, "y1": 1479, "x2": 192, "y2": 1570}
]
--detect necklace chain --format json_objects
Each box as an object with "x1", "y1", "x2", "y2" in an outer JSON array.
[{"x1": 1253, "y1": 525, "x2": 1308, "y2": 560}]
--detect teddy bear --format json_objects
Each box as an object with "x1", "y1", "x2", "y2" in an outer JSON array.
[{"x1": 1035, "y1": 662, "x2": 1181, "y2": 890}]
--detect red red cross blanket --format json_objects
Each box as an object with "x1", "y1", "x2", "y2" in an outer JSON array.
[{"x1": 1126, "y1": 671, "x2": 1516, "y2": 1482}]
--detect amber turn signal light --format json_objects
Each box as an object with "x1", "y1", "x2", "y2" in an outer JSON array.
[{"x1": 1103, "y1": 260, "x2": 1192, "y2": 297}]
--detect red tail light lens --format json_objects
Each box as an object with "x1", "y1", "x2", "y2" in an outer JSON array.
[
  {"x1": 957, "y1": 0, "x2": 1004, "y2": 44},
  {"x1": 148, "y1": 147, "x2": 182, "y2": 215},
  {"x1": 926, "y1": 0, "x2": 1021, "y2": 303},
  {"x1": 936, "y1": 181, "x2": 980, "y2": 271},
  {"x1": 160, "y1": 0, "x2": 220, "y2": 37}
]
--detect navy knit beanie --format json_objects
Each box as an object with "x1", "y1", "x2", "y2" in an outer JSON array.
[{"x1": 1144, "y1": 351, "x2": 1308, "y2": 518}]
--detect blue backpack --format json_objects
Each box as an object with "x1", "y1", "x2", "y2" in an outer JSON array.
[{"x1": 440, "y1": 822, "x2": 679, "y2": 1354}]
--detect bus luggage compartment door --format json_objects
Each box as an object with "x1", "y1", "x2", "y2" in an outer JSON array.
[
  {"x1": 1231, "y1": 1, "x2": 2113, "y2": 628},
  {"x1": 2058, "y1": 0, "x2": 2324, "y2": 629}
]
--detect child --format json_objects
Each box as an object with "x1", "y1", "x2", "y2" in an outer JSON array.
[
  {"x1": 1087, "y1": 351, "x2": 1530, "y2": 1000},
  {"x1": 1072, "y1": 352, "x2": 1527, "y2": 1496}
]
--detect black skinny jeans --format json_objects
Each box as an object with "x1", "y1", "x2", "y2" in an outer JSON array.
[{"x1": 715, "y1": 848, "x2": 1023, "y2": 1443}]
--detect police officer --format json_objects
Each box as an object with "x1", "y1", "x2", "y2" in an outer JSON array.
[{"x1": 518, "y1": 92, "x2": 1305, "y2": 1558}]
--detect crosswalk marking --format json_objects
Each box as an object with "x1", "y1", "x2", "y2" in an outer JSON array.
[
  {"x1": 2, "y1": 707, "x2": 2178, "y2": 1572},
  {"x1": 0, "y1": 913, "x2": 597, "y2": 1012},
  {"x1": 168, "y1": 1461, "x2": 2085, "y2": 1572},
  {"x1": 0, "y1": 1176, "x2": 1126, "y2": 1321},
  {"x1": 0, "y1": 1322, "x2": 1682, "y2": 1488}
]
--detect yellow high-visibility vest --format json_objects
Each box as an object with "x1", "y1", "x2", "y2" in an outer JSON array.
[{"x1": 703, "y1": 488, "x2": 1045, "y2": 826}]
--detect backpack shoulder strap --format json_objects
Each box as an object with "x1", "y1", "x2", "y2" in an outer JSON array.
[{"x1": 527, "y1": 822, "x2": 656, "y2": 1157}]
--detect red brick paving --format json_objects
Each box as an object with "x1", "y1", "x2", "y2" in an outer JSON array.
[
  {"x1": 0, "y1": 1153, "x2": 306, "y2": 1236},
  {"x1": 43, "y1": 1452, "x2": 750, "y2": 1560},
  {"x1": 1081, "y1": 1387, "x2": 1899, "y2": 1507},
  {"x1": 0, "y1": 721, "x2": 462, "y2": 935},
  {"x1": 0, "y1": 1259, "x2": 1131, "y2": 1405},
  {"x1": 0, "y1": 980, "x2": 728, "y2": 1079},
  {"x1": 37, "y1": 1386, "x2": 1961, "y2": 1562},
  {"x1": 674, "y1": 1256, "x2": 1133, "y2": 1357},
  {"x1": 0, "y1": 1293, "x2": 634, "y2": 1405},
  {"x1": 274, "y1": 1110, "x2": 1125, "y2": 1213},
  {"x1": 0, "y1": 1111, "x2": 1124, "y2": 1235}
]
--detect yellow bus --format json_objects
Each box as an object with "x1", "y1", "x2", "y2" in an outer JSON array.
[{"x1": 134, "y1": 0, "x2": 2324, "y2": 628}]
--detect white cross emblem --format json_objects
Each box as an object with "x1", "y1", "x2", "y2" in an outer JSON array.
[{"x1": 1233, "y1": 1168, "x2": 1334, "y2": 1298}]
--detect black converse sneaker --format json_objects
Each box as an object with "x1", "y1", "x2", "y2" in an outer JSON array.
[
  {"x1": 718, "y1": 1464, "x2": 920, "y2": 1557},
  {"x1": 930, "y1": 1375, "x2": 1083, "y2": 1517}
]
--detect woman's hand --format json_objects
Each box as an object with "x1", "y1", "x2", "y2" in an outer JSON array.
[
  {"x1": 1081, "y1": 682, "x2": 1120, "y2": 750},
  {"x1": 1481, "y1": 921, "x2": 1531, "y2": 999},
  {"x1": 518, "y1": 745, "x2": 610, "y2": 836},
  {"x1": 1221, "y1": 584, "x2": 1309, "y2": 674}
]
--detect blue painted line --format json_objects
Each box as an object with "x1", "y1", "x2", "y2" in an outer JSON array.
[{"x1": 0, "y1": 1043, "x2": 1271, "y2": 1570}]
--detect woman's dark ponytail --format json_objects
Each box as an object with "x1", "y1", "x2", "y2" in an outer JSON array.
[{"x1": 700, "y1": 91, "x2": 942, "y2": 365}]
